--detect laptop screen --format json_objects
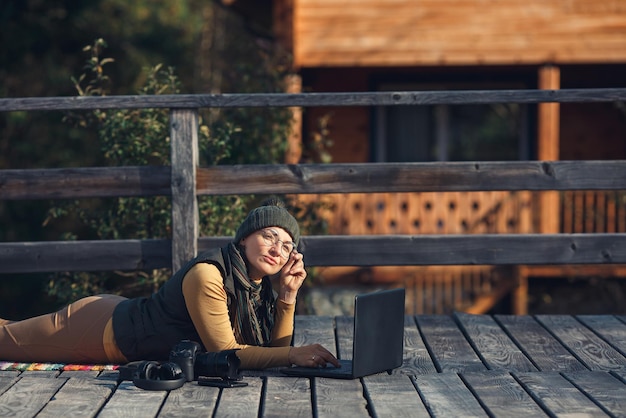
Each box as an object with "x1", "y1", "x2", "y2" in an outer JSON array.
[{"x1": 352, "y1": 288, "x2": 405, "y2": 377}]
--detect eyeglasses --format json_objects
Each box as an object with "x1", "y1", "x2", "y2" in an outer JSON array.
[{"x1": 259, "y1": 229, "x2": 296, "y2": 259}]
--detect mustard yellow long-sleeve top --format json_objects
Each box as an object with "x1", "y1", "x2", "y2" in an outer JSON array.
[{"x1": 181, "y1": 263, "x2": 294, "y2": 369}]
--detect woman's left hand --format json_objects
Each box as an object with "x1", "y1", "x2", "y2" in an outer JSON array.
[{"x1": 278, "y1": 251, "x2": 306, "y2": 304}]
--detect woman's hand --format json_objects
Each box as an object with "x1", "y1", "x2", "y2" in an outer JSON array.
[
  {"x1": 278, "y1": 251, "x2": 306, "y2": 304},
  {"x1": 288, "y1": 344, "x2": 341, "y2": 368}
]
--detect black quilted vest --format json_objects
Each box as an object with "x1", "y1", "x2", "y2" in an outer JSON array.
[{"x1": 112, "y1": 247, "x2": 236, "y2": 361}]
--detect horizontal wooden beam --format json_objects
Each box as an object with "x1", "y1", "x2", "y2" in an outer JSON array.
[
  {"x1": 2, "y1": 161, "x2": 625, "y2": 200},
  {"x1": 1, "y1": 234, "x2": 625, "y2": 273},
  {"x1": 293, "y1": 1, "x2": 626, "y2": 67},
  {"x1": 299, "y1": 234, "x2": 626, "y2": 267},
  {"x1": 196, "y1": 161, "x2": 626, "y2": 194},
  {"x1": 0, "y1": 166, "x2": 171, "y2": 199},
  {"x1": 0, "y1": 239, "x2": 173, "y2": 273},
  {"x1": 1, "y1": 89, "x2": 626, "y2": 112}
]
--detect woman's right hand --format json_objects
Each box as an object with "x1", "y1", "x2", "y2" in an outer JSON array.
[{"x1": 288, "y1": 344, "x2": 341, "y2": 368}]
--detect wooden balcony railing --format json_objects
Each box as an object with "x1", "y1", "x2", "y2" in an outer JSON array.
[{"x1": 1, "y1": 89, "x2": 626, "y2": 314}]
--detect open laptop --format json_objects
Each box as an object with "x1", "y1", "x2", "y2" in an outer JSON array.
[{"x1": 280, "y1": 288, "x2": 405, "y2": 379}]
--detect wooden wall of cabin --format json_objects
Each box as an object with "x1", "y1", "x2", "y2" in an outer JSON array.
[
  {"x1": 295, "y1": 64, "x2": 625, "y2": 314},
  {"x1": 290, "y1": 0, "x2": 626, "y2": 68}
]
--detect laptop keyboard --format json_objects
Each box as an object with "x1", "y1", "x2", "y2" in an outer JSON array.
[{"x1": 320, "y1": 360, "x2": 352, "y2": 375}]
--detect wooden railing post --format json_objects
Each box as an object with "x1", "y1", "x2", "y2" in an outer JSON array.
[
  {"x1": 537, "y1": 65, "x2": 561, "y2": 234},
  {"x1": 170, "y1": 109, "x2": 199, "y2": 272}
]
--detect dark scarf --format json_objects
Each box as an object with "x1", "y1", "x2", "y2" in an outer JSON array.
[{"x1": 227, "y1": 243, "x2": 276, "y2": 346}]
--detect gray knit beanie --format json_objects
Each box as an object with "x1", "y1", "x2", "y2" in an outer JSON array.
[{"x1": 234, "y1": 198, "x2": 300, "y2": 247}]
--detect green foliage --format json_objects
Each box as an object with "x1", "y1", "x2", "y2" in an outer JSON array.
[
  {"x1": 46, "y1": 39, "x2": 324, "y2": 303},
  {"x1": 0, "y1": 1, "x2": 314, "y2": 315},
  {"x1": 302, "y1": 112, "x2": 335, "y2": 164}
]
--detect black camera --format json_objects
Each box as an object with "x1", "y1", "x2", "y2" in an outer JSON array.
[
  {"x1": 169, "y1": 339, "x2": 201, "y2": 382},
  {"x1": 169, "y1": 340, "x2": 241, "y2": 382}
]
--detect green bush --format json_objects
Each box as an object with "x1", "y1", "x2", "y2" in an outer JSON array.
[{"x1": 46, "y1": 39, "x2": 324, "y2": 303}]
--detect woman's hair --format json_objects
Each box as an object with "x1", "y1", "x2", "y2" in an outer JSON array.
[{"x1": 234, "y1": 197, "x2": 300, "y2": 246}]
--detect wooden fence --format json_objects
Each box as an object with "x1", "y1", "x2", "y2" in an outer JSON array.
[{"x1": 1, "y1": 89, "x2": 626, "y2": 314}]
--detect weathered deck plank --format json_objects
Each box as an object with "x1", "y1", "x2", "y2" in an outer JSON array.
[
  {"x1": 461, "y1": 371, "x2": 547, "y2": 417},
  {"x1": 536, "y1": 315, "x2": 626, "y2": 371},
  {"x1": 402, "y1": 316, "x2": 437, "y2": 375},
  {"x1": 412, "y1": 372, "x2": 487, "y2": 417},
  {"x1": 19, "y1": 370, "x2": 59, "y2": 378},
  {"x1": 613, "y1": 369, "x2": 626, "y2": 382},
  {"x1": 454, "y1": 312, "x2": 537, "y2": 372},
  {"x1": 213, "y1": 376, "x2": 263, "y2": 417},
  {"x1": 577, "y1": 315, "x2": 626, "y2": 358},
  {"x1": 97, "y1": 381, "x2": 167, "y2": 418},
  {"x1": 0, "y1": 371, "x2": 19, "y2": 377},
  {"x1": 514, "y1": 372, "x2": 609, "y2": 416},
  {"x1": 562, "y1": 371, "x2": 626, "y2": 417},
  {"x1": 494, "y1": 314, "x2": 588, "y2": 371},
  {"x1": 362, "y1": 373, "x2": 430, "y2": 417},
  {"x1": 36, "y1": 375, "x2": 117, "y2": 418},
  {"x1": 157, "y1": 382, "x2": 219, "y2": 418},
  {"x1": 315, "y1": 378, "x2": 368, "y2": 417},
  {"x1": 0, "y1": 373, "x2": 18, "y2": 396},
  {"x1": 0, "y1": 374, "x2": 66, "y2": 418},
  {"x1": 416, "y1": 315, "x2": 487, "y2": 372},
  {"x1": 263, "y1": 377, "x2": 312, "y2": 417}
]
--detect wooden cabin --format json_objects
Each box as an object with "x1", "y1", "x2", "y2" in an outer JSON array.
[{"x1": 229, "y1": 0, "x2": 626, "y2": 313}]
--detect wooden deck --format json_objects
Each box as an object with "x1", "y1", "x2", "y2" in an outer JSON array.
[{"x1": 2, "y1": 313, "x2": 626, "y2": 417}]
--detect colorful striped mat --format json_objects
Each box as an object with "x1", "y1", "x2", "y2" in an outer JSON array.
[{"x1": 0, "y1": 361, "x2": 119, "y2": 371}]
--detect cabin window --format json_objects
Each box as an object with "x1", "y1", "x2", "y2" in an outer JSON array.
[{"x1": 374, "y1": 85, "x2": 530, "y2": 162}]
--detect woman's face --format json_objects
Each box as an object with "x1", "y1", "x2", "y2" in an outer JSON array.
[{"x1": 240, "y1": 227, "x2": 295, "y2": 281}]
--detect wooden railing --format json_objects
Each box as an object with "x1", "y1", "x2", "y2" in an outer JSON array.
[{"x1": 1, "y1": 89, "x2": 626, "y2": 314}]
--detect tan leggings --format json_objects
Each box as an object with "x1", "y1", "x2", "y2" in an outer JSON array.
[{"x1": 0, "y1": 294, "x2": 127, "y2": 363}]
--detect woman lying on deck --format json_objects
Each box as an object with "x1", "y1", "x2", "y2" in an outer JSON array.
[{"x1": 0, "y1": 198, "x2": 339, "y2": 370}]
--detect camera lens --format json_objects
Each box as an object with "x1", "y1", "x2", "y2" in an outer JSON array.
[{"x1": 194, "y1": 350, "x2": 240, "y2": 380}]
